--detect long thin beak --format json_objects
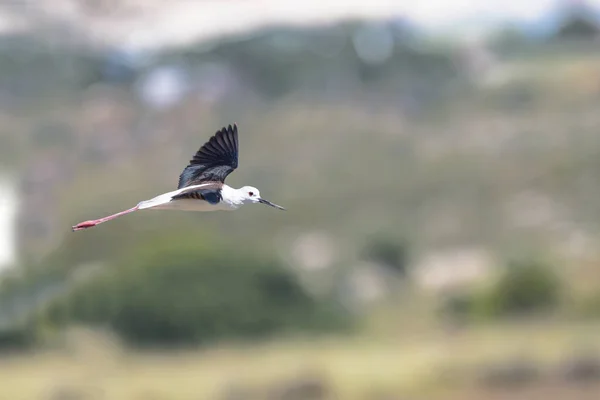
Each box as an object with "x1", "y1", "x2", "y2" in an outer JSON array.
[{"x1": 258, "y1": 198, "x2": 286, "y2": 210}]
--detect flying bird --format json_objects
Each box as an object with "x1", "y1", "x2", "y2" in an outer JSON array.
[{"x1": 72, "y1": 124, "x2": 285, "y2": 232}]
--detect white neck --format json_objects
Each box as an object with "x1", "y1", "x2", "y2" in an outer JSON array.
[{"x1": 221, "y1": 184, "x2": 245, "y2": 208}]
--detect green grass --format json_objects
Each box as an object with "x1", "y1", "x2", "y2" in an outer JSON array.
[{"x1": 1, "y1": 320, "x2": 599, "y2": 400}]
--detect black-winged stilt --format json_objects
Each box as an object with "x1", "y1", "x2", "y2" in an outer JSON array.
[{"x1": 72, "y1": 124, "x2": 285, "y2": 232}]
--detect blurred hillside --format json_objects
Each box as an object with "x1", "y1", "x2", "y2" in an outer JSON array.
[
  {"x1": 4, "y1": 13, "x2": 600, "y2": 263},
  {"x1": 2, "y1": 0, "x2": 600, "y2": 326}
]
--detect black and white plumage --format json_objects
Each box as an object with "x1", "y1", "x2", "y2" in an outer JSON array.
[
  {"x1": 177, "y1": 124, "x2": 239, "y2": 189},
  {"x1": 72, "y1": 124, "x2": 285, "y2": 232}
]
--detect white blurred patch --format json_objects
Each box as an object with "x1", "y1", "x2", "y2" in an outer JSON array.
[
  {"x1": 412, "y1": 247, "x2": 494, "y2": 292},
  {"x1": 352, "y1": 23, "x2": 394, "y2": 66},
  {"x1": 291, "y1": 231, "x2": 338, "y2": 271},
  {"x1": 0, "y1": 176, "x2": 17, "y2": 269},
  {"x1": 136, "y1": 65, "x2": 188, "y2": 109},
  {"x1": 559, "y1": 229, "x2": 596, "y2": 260}
]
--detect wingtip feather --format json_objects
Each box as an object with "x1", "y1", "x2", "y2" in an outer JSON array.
[{"x1": 178, "y1": 123, "x2": 239, "y2": 188}]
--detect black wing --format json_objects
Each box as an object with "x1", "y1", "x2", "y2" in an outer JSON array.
[{"x1": 177, "y1": 124, "x2": 239, "y2": 189}]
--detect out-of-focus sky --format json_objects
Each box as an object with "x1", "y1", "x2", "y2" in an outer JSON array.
[
  {"x1": 90, "y1": 0, "x2": 597, "y2": 48},
  {"x1": 1, "y1": 0, "x2": 598, "y2": 49}
]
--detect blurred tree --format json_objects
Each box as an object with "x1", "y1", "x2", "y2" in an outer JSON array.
[
  {"x1": 360, "y1": 235, "x2": 409, "y2": 276},
  {"x1": 0, "y1": 325, "x2": 37, "y2": 353},
  {"x1": 555, "y1": 17, "x2": 600, "y2": 40},
  {"x1": 552, "y1": 1, "x2": 600, "y2": 41},
  {"x1": 45, "y1": 234, "x2": 350, "y2": 346},
  {"x1": 439, "y1": 258, "x2": 563, "y2": 323},
  {"x1": 476, "y1": 259, "x2": 562, "y2": 318}
]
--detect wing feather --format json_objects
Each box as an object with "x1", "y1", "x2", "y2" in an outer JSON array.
[{"x1": 177, "y1": 124, "x2": 239, "y2": 188}]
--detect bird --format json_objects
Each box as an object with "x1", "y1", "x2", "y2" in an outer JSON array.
[{"x1": 71, "y1": 123, "x2": 285, "y2": 232}]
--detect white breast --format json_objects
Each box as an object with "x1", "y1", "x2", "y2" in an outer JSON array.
[{"x1": 152, "y1": 198, "x2": 236, "y2": 212}]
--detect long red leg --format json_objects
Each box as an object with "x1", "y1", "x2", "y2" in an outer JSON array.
[{"x1": 72, "y1": 205, "x2": 139, "y2": 232}]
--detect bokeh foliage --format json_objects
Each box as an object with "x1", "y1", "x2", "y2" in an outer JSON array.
[
  {"x1": 44, "y1": 233, "x2": 351, "y2": 347},
  {"x1": 440, "y1": 257, "x2": 563, "y2": 322}
]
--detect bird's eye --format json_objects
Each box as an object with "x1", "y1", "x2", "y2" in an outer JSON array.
[{"x1": 249, "y1": 191, "x2": 254, "y2": 196}]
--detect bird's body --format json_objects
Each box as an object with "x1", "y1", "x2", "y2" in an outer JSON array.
[
  {"x1": 72, "y1": 124, "x2": 284, "y2": 232},
  {"x1": 138, "y1": 184, "x2": 241, "y2": 212},
  {"x1": 148, "y1": 197, "x2": 232, "y2": 212}
]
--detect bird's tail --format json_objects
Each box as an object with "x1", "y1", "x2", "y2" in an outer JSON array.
[
  {"x1": 137, "y1": 192, "x2": 176, "y2": 210},
  {"x1": 137, "y1": 183, "x2": 217, "y2": 210}
]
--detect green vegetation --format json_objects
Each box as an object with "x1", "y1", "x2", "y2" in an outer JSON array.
[
  {"x1": 0, "y1": 321, "x2": 599, "y2": 400},
  {"x1": 360, "y1": 235, "x2": 410, "y2": 276},
  {"x1": 441, "y1": 258, "x2": 563, "y2": 323},
  {"x1": 477, "y1": 259, "x2": 562, "y2": 318},
  {"x1": 45, "y1": 234, "x2": 351, "y2": 347}
]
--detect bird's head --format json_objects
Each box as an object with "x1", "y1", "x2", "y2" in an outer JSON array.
[{"x1": 239, "y1": 186, "x2": 285, "y2": 210}]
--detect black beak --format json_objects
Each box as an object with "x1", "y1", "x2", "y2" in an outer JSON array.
[{"x1": 258, "y1": 198, "x2": 286, "y2": 210}]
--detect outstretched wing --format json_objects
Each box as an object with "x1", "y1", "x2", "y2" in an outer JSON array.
[{"x1": 177, "y1": 124, "x2": 239, "y2": 189}]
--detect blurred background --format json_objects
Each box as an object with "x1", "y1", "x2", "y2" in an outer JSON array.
[{"x1": 0, "y1": 0, "x2": 600, "y2": 399}]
